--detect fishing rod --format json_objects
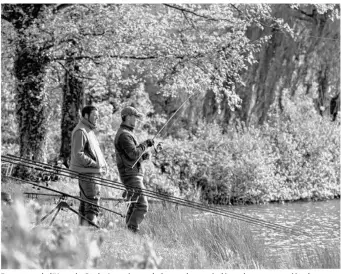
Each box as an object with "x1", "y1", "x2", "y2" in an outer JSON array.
[
  {"x1": 4, "y1": 174, "x2": 124, "y2": 218},
  {"x1": 2, "y1": 154, "x2": 309, "y2": 236},
  {"x1": 2, "y1": 173, "x2": 124, "y2": 229},
  {"x1": 3, "y1": 154, "x2": 308, "y2": 236},
  {"x1": 23, "y1": 192, "x2": 125, "y2": 202},
  {"x1": 132, "y1": 92, "x2": 195, "y2": 168},
  {"x1": 3, "y1": 154, "x2": 310, "y2": 237}
]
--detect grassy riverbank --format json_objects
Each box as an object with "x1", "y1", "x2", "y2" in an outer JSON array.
[{"x1": 1, "y1": 179, "x2": 340, "y2": 269}]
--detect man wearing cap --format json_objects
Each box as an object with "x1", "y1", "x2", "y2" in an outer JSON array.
[
  {"x1": 70, "y1": 105, "x2": 108, "y2": 226},
  {"x1": 114, "y1": 106, "x2": 154, "y2": 233}
]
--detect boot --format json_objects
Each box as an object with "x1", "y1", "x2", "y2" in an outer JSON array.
[{"x1": 127, "y1": 225, "x2": 139, "y2": 233}]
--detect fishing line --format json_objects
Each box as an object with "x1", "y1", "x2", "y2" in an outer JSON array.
[{"x1": 2, "y1": 154, "x2": 310, "y2": 237}]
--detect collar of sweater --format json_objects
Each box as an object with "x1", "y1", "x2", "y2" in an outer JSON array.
[
  {"x1": 81, "y1": 117, "x2": 96, "y2": 130},
  {"x1": 120, "y1": 123, "x2": 134, "y2": 132}
]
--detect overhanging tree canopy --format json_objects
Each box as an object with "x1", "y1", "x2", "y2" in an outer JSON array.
[{"x1": 3, "y1": 3, "x2": 337, "y2": 163}]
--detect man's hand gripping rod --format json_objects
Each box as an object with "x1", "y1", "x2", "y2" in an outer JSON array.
[{"x1": 132, "y1": 93, "x2": 195, "y2": 168}]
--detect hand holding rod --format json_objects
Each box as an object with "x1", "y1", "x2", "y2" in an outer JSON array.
[{"x1": 131, "y1": 92, "x2": 195, "y2": 168}]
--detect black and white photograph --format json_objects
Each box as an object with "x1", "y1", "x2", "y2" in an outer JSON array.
[{"x1": 1, "y1": 1, "x2": 340, "y2": 271}]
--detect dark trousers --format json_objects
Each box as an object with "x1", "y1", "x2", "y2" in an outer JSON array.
[
  {"x1": 78, "y1": 173, "x2": 101, "y2": 223},
  {"x1": 121, "y1": 175, "x2": 148, "y2": 230}
]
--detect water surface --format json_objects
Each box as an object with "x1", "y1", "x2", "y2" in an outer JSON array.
[{"x1": 226, "y1": 199, "x2": 340, "y2": 257}]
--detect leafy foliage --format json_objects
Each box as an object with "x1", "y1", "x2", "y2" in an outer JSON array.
[
  {"x1": 1, "y1": 4, "x2": 339, "y2": 202},
  {"x1": 236, "y1": 4, "x2": 340, "y2": 125},
  {"x1": 2, "y1": 3, "x2": 289, "y2": 163},
  {"x1": 151, "y1": 88, "x2": 340, "y2": 204}
]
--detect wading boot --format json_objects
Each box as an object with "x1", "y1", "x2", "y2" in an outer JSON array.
[{"x1": 127, "y1": 225, "x2": 139, "y2": 234}]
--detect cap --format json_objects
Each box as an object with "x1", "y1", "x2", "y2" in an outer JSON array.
[{"x1": 121, "y1": 106, "x2": 143, "y2": 118}]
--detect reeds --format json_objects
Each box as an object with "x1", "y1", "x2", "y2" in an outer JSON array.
[{"x1": 1, "y1": 187, "x2": 339, "y2": 269}]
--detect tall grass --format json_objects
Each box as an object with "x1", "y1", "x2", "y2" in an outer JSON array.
[
  {"x1": 141, "y1": 205, "x2": 267, "y2": 268},
  {"x1": 2, "y1": 192, "x2": 339, "y2": 269}
]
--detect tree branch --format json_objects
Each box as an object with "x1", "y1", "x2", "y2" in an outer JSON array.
[
  {"x1": 164, "y1": 3, "x2": 236, "y2": 25},
  {"x1": 164, "y1": 4, "x2": 218, "y2": 21},
  {"x1": 1, "y1": 14, "x2": 12, "y2": 23},
  {"x1": 53, "y1": 4, "x2": 73, "y2": 13},
  {"x1": 294, "y1": 8, "x2": 315, "y2": 19},
  {"x1": 289, "y1": 4, "x2": 316, "y2": 23},
  {"x1": 53, "y1": 54, "x2": 159, "y2": 62},
  {"x1": 56, "y1": 61, "x2": 96, "y2": 80},
  {"x1": 182, "y1": 11, "x2": 196, "y2": 29},
  {"x1": 229, "y1": 4, "x2": 244, "y2": 17}
]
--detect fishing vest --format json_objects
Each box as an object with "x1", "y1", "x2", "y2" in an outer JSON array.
[
  {"x1": 69, "y1": 120, "x2": 107, "y2": 174},
  {"x1": 114, "y1": 125, "x2": 144, "y2": 178}
]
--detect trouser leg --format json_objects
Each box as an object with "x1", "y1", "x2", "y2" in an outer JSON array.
[
  {"x1": 79, "y1": 173, "x2": 101, "y2": 226},
  {"x1": 122, "y1": 176, "x2": 148, "y2": 231},
  {"x1": 125, "y1": 198, "x2": 134, "y2": 225},
  {"x1": 78, "y1": 197, "x2": 85, "y2": 225}
]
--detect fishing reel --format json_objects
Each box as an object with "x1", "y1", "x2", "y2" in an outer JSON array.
[{"x1": 141, "y1": 142, "x2": 163, "y2": 161}]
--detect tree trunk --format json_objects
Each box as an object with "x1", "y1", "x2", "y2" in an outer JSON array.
[
  {"x1": 235, "y1": 4, "x2": 339, "y2": 125},
  {"x1": 2, "y1": 4, "x2": 49, "y2": 178},
  {"x1": 315, "y1": 65, "x2": 329, "y2": 116},
  {"x1": 59, "y1": 57, "x2": 84, "y2": 167},
  {"x1": 14, "y1": 42, "x2": 49, "y2": 162},
  {"x1": 330, "y1": 93, "x2": 340, "y2": 121}
]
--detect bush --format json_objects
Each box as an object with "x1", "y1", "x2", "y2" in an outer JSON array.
[
  {"x1": 152, "y1": 91, "x2": 340, "y2": 204},
  {"x1": 263, "y1": 90, "x2": 340, "y2": 201},
  {"x1": 1, "y1": 199, "x2": 104, "y2": 268},
  {"x1": 2, "y1": 89, "x2": 338, "y2": 205}
]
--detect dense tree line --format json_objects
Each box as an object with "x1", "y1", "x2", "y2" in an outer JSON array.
[{"x1": 1, "y1": 4, "x2": 340, "y2": 168}]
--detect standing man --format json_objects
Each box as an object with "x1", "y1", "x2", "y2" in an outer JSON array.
[
  {"x1": 70, "y1": 105, "x2": 108, "y2": 226},
  {"x1": 114, "y1": 106, "x2": 154, "y2": 233}
]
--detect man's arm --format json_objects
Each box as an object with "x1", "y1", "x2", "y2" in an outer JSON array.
[
  {"x1": 118, "y1": 133, "x2": 146, "y2": 161},
  {"x1": 72, "y1": 130, "x2": 98, "y2": 167}
]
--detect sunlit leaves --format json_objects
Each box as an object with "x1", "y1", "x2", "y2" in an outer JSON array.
[
  {"x1": 33, "y1": 4, "x2": 284, "y2": 107},
  {"x1": 3, "y1": 3, "x2": 291, "y2": 110}
]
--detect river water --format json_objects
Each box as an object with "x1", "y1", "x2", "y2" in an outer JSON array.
[{"x1": 226, "y1": 199, "x2": 340, "y2": 259}]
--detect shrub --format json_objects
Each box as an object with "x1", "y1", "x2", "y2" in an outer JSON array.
[
  {"x1": 152, "y1": 90, "x2": 340, "y2": 204},
  {"x1": 263, "y1": 89, "x2": 340, "y2": 201},
  {"x1": 1, "y1": 199, "x2": 105, "y2": 268}
]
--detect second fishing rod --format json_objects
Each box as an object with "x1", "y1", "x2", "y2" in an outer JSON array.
[
  {"x1": 4, "y1": 154, "x2": 309, "y2": 237},
  {"x1": 4, "y1": 154, "x2": 305, "y2": 235}
]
